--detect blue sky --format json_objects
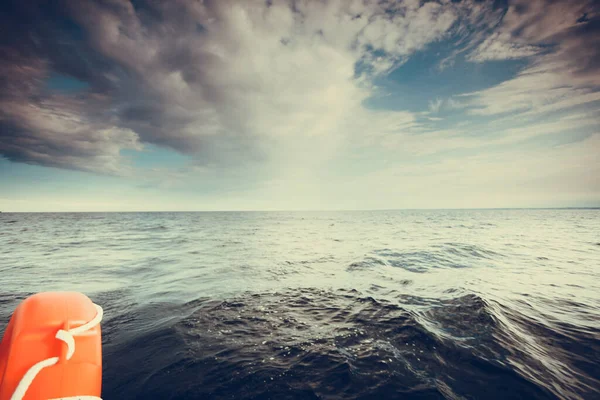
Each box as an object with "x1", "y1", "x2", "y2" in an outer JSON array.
[{"x1": 0, "y1": 0, "x2": 599, "y2": 211}]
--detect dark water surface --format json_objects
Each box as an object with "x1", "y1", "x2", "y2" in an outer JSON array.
[{"x1": 1, "y1": 210, "x2": 599, "y2": 399}]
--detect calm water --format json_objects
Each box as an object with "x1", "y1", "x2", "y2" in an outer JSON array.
[{"x1": 1, "y1": 210, "x2": 599, "y2": 399}]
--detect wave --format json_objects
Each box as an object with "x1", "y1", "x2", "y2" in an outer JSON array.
[
  {"x1": 346, "y1": 243, "x2": 502, "y2": 273},
  {"x1": 96, "y1": 288, "x2": 599, "y2": 399}
]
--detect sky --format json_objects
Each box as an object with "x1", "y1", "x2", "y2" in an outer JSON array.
[{"x1": 0, "y1": 0, "x2": 599, "y2": 211}]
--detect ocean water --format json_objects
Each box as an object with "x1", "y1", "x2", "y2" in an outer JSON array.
[{"x1": 0, "y1": 210, "x2": 599, "y2": 399}]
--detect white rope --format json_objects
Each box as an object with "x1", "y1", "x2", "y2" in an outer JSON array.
[{"x1": 10, "y1": 304, "x2": 104, "y2": 400}]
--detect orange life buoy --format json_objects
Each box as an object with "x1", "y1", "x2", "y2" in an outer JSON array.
[{"x1": 0, "y1": 292, "x2": 102, "y2": 400}]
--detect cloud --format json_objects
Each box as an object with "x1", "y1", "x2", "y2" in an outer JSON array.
[
  {"x1": 0, "y1": 0, "x2": 464, "y2": 174},
  {"x1": 0, "y1": 52, "x2": 141, "y2": 174},
  {"x1": 467, "y1": 0, "x2": 598, "y2": 63},
  {"x1": 334, "y1": 132, "x2": 600, "y2": 209},
  {"x1": 462, "y1": 0, "x2": 600, "y2": 115},
  {"x1": 1, "y1": 0, "x2": 598, "y2": 216},
  {"x1": 466, "y1": 32, "x2": 542, "y2": 62},
  {"x1": 428, "y1": 98, "x2": 443, "y2": 113},
  {"x1": 436, "y1": 0, "x2": 506, "y2": 70},
  {"x1": 461, "y1": 57, "x2": 600, "y2": 116},
  {"x1": 426, "y1": 96, "x2": 466, "y2": 115},
  {"x1": 367, "y1": 111, "x2": 600, "y2": 157},
  {"x1": 0, "y1": 96, "x2": 141, "y2": 174}
]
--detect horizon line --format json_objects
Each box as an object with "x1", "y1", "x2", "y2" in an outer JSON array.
[{"x1": 2, "y1": 207, "x2": 599, "y2": 213}]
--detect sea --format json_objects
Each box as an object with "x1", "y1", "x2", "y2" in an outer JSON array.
[{"x1": 0, "y1": 210, "x2": 599, "y2": 399}]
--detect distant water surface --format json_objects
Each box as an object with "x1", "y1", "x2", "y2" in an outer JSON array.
[{"x1": 1, "y1": 210, "x2": 599, "y2": 399}]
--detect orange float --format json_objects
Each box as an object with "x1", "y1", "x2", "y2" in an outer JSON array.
[{"x1": 0, "y1": 292, "x2": 103, "y2": 400}]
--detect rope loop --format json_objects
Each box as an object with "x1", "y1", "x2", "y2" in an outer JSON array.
[{"x1": 10, "y1": 304, "x2": 104, "y2": 400}]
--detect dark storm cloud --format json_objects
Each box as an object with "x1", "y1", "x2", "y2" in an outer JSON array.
[
  {"x1": 0, "y1": 1, "x2": 140, "y2": 173},
  {"x1": 0, "y1": 0, "x2": 598, "y2": 174}
]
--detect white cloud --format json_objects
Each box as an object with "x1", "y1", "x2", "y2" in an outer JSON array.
[
  {"x1": 329, "y1": 133, "x2": 600, "y2": 209},
  {"x1": 467, "y1": 0, "x2": 593, "y2": 63},
  {"x1": 366, "y1": 112, "x2": 600, "y2": 156},
  {"x1": 428, "y1": 98, "x2": 443, "y2": 113},
  {"x1": 446, "y1": 97, "x2": 466, "y2": 110},
  {"x1": 467, "y1": 32, "x2": 541, "y2": 62},
  {"x1": 0, "y1": 0, "x2": 469, "y2": 175},
  {"x1": 60, "y1": 0, "x2": 464, "y2": 167},
  {"x1": 427, "y1": 97, "x2": 467, "y2": 114},
  {"x1": 463, "y1": 0, "x2": 600, "y2": 117},
  {"x1": 1, "y1": 0, "x2": 599, "y2": 209},
  {"x1": 461, "y1": 57, "x2": 600, "y2": 116}
]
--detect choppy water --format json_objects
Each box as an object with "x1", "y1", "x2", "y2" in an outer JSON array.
[{"x1": 1, "y1": 210, "x2": 599, "y2": 399}]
